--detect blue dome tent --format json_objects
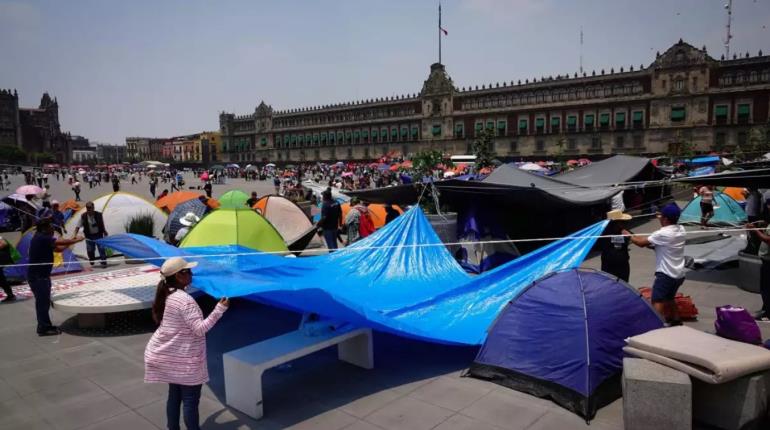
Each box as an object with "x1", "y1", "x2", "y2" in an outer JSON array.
[
  {"x1": 680, "y1": 192, "x2": 747, "y2": 226},
  {"x1": 467, "y1": 269, "x2": 663, "y2": 420}
]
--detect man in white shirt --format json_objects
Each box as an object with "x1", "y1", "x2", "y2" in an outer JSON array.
[{"x1": 623, "y1": 203, "x2": 685, "y2": 325}]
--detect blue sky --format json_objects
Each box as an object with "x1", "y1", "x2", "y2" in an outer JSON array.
[{"x1": 1, "y1": 0, "x2": 768, "y2": 145}]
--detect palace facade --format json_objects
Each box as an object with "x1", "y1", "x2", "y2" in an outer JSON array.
[{"x1": 218, "y1": 40, "x2": 770, "y2": 163}]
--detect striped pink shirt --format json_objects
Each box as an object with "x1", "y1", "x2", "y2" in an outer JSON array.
[{"x1": 144, "y1": 289, "x2": 226, "y2": 385}]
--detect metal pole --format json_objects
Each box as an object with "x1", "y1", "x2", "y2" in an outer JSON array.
[
  {"x1": 724, "y1": 0, "x2": 733, "y2": 59},
  {"x1": 439, "y1": 3, "x2": 442, "y2": 64}
]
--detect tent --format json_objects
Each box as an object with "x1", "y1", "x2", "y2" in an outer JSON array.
[
  {"x1": 180, "y1": 208, "x2": 288, "y2": 253},
  {"x1": 155, "y1": 191, "x2": 211, "y2": 213},
  {"x1": 721, "y1": 187, "x2": 746, "y2": 202},
  {"x1": 341, "y1": 203, "x2": 403, "y2": 229},
  {"x1": 467, "y1": 269, "x2": 663, "y2": 420},
  {"x1": 0, "y1": 201, "x2": 19, "y2": 232},
  {"x1": 5, "y1": 227, "x2": 84, "y2": 280},
  {"x1": 680, "y1": 192, "x2": 747, "y2": 226},
  {"x1": 217, "y1": 190, "x2": 250, "y2": 209},
  {"x1": 455, "y1": 205, "x2": 519, "y2": 273},
  {"x1": 673, "y1": 168, "x2": 770, "y2": 188},
  {"x1": 253, "y1": 195, "x2": 323, "y2": 249},
  {"x1": 64, "y1": 192, "x2": 168, "y2": 258},
  {"x1": 165, "y1": 198, "x2": 210, "y2": 242}
]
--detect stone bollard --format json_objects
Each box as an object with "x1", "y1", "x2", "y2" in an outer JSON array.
[
  {"x1": 692, "y1": 371, "x2": 770, "y2": 430},
  {"x1": 622, "y1": 357, "x2": 692, "y2": 430}
]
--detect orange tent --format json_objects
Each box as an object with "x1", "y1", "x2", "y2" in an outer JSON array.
[
  {"x1": 722, "y1": 187, "x2": 746, "y2": 202},
  {"x1": 155, "y1": 191, "x2": 219, "y2": 212},
  {"x1": 341, "y1": 203, "x2": 403, "y2": 229},
  {"x1": 57, "y1": 199, "x2": 81, "y2": 213}
]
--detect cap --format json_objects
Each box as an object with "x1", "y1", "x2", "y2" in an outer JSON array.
[
  {"x1": 659, "y1": 203, "x2": 681, "y2": 221},
  {"x1": 160, "y1": 257, "x2": 197, "y2": 279}
]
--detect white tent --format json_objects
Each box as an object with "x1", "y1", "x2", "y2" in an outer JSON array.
[
  {"x1": 254, "y1": 195, "x2": 325, "y2": 249},
  {"x1": 65, "y1": 192, "x2": 168, "y2": 257}
]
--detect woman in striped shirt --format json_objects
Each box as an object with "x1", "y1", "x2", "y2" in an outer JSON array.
[{"x1": 145, "y1": 257, "x2": 229, "y2": 430}]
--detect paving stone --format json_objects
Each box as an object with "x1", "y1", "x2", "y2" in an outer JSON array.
[
  {"x1": 78, "y1": 411, "x2": 160, "y2": 430},
  {"x1": 0, "y1": 378, "x2": 20, "y2": 402},
  {"x1": 341, "y1": 420, "x2": 386, "y2": 430},
  {"x1": 281, "y1": 409, "x2": 358, "y2": 430},
  {"x1": 432, "y1": 414, "x2": 503, "y2": 430},
  {"x1": 35, "y1": 392, "x2": 129, "y2": 430},
  {"x1": 338, "y1": 388, "x2": 402, "y2": 418},
  {"x1": 22, "y1": 378, "x2": 107, "y2": 409},
  {"x1": 460, "y1": 390, "x2": 549, "y2": 429},
  {"x1": 364, "y1": 396, "x2": 454, "y2": 430},
  {"x1": 95, "y1": 380, "x2": 166, "y2": 409},
  {"x1": 51, "y1": 341, "x2": 119, "y2": 365},
  {"x1": 409, "y1": 376, "x2": 492, "y2": 411}
]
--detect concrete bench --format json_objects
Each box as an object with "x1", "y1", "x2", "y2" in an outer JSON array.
[
  {"x1": 622, "y1": 357, "x2": 692, "y2": 430},
  {"x1": 692, "y1": 370, "x2": 770, "y2": 430},
  {"x1": 223, "y1": 326, "x2": 373, "y2": 419}
]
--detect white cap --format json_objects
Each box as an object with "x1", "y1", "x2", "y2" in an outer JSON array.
[{"x1": 160, "y1": 257, "x2": 198, "y2": 279}]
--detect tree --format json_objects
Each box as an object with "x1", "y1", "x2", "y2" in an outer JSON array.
[
  {"x1": 667, "y1": 130, "x2": 694, "y2": 160},
  {"x1": 0, "y1": 145, "x2": 26, "y2": 164},
  {"x1": 411, "y1": 149, "x2": 452, "y2": 214},
  {"x1": 472, "y1": 128, "x2": 495, "y2": 169},
  {"x1": 749, "y1": 125, "x2": 769, "y2": 156}
]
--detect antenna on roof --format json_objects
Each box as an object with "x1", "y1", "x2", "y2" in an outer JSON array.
[
  {"x1": 579, "y1": 26, "x2": 584, "y2": 75},
  {"x1": 724, "y1": 0, "x2": 733, "y2": 59}
]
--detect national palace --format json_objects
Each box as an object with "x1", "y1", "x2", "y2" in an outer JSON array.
[{"x1": 218, "y1": 40, "x2": 770, "y2": 163}]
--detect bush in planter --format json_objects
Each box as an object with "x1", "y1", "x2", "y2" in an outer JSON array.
[{"x1": 124, "y1": 212, "x2": 155, "y2": 237}]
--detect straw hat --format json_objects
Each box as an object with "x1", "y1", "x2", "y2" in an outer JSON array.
[
  {"x1": 160, "y1": 257, "x2": 197, "y2": 279},
  {"x1": 606, "y1": 209, "x2": 632, "y2": 221},
  {"x1": 179, "y1": 212, "x2": 201, "y2": 226}
]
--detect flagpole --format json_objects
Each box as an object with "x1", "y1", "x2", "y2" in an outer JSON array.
[{"x1": 438, "y1": 2, "x2": 442, "y2": 64}]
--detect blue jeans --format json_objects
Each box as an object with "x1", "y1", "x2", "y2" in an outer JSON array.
[
  {"x1": 28, "y1": 278, "x2": 53, "y2": 332},
  {"x1": 323, "y1": 229, "x2": 338, "y2": 250},
  {"x1": 167, "y1": 383, "x2": 202, "y2": 430},
  {"x1": 86, "y1": 240, "x2": 107, "y2": 265}
]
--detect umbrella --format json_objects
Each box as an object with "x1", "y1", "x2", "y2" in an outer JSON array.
[
  {"x1": 443, "y1": 171, "x2": 456, "y2": 178},
  {"x1": 341, "y1": 171, "x2": 354, "y2": 177},
  {"x1": 15, "y1": 185, "x2": 44, "y2": 195},
  {"x1": 519, "y1": 162, "x2": 548, "y2": 172},
  {"x1": 146, "y1": 164, "x2": 158, "y2": 169},
  {"x1": 200, "y1": 172, "x2": 209, "y2": 181},
  {"x1": 210, "y1": 165, "x2": 224, "y2": 170},
  {"x1": 335, "y1": 161, "x2": 345, "y2": 166},
  {"x1": 567, "y1": 159, "x2": 579, "y2": 165},
  {"x1": 389, "y1": 164, "x2": 400, "y2": 171},
  {"x1": 266, "y1": 163, "x2": 276, "y2": 167},
  {"x1": 245, "y1": 165, "x2": 258, "y2": 172},
  {"x1": 227, "y1": 163, "x2": 240, "y2": 168},
  {"x1": 139, "y1": 160, "x2": 164, "y2": 166},
  {"x1": 578, "y1": 158, "x2": 591, "y2": 165}
]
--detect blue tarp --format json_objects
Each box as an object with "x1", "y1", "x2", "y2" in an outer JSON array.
[
  {"x1": 469, "y1": 269, "x2": 663, "y2": 418},
  {"x1": 680, "y1": 192, "x2": 747, "y2": 226},
  {"x1": 99, "y1": 207, "x2": 607, "y2": 345},
  {"x1": 686, "y1": 156, "x2": 721, "y2": 166}
]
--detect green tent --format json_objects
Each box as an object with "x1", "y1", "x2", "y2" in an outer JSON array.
[
  {"x1": 218, "y1": 190, "x2": 250, "y2": 209},
  {"x1": 180, "y1": 208, "x2": 288, "y2": 253}
]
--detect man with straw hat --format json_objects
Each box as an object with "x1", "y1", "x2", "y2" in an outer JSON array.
[
  {"x1": 173, "y1": 212, "x2": 200, "y2": 246},
  {"x1": 601, "y1": 209, "x2": 632, "y2": 282}
]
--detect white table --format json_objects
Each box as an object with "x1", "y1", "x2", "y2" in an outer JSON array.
[{"x1": 51, "y1": 265, "x2": 197, "y2": 328}]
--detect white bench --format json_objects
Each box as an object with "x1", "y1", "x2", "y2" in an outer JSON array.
[{"x1": 223, "y1": 326, "x2": 373, "y2": 419}]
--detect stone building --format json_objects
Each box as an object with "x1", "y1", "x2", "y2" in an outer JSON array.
[
  {"x1": 219, "y1": 40, "x2": 770, "y2": 163},
  {"x1": 95, "y1": 143, "x2": 127, "y2": 164},
  {"x1": 0, "y1": 90, "x2": 71, "y2": 163},
  {"x1": 127, "y1": 131, "x2": 220, "y2": 164},
  {"x1": 125, "y1": 137, "x2": 165, "y2": 161}
]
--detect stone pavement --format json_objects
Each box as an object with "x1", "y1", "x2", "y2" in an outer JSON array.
[{"x1": 1, "y1": 172, "x2": 768, "y2": 429}]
